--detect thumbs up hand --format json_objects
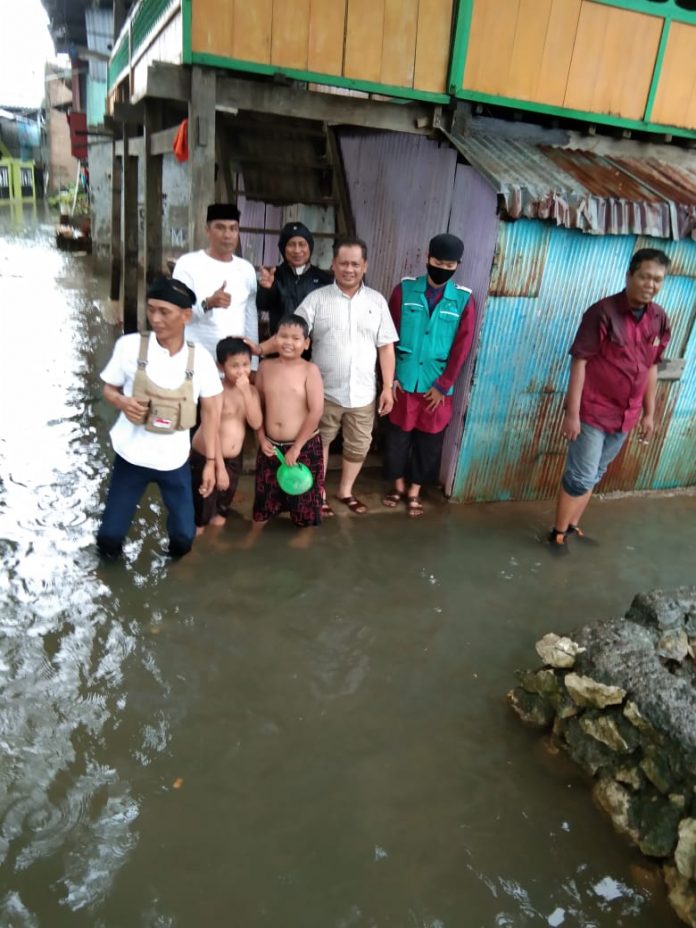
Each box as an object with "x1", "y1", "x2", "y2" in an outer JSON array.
[{"x1": 206, "y1": 281, "x2": 231, "y2": 309}]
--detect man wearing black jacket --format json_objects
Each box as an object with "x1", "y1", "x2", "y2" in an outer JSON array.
[{"x1": 257, "y1": 221, "x2": 332, "y2": 335}]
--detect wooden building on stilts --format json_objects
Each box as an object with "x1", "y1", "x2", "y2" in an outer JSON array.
[{"x1": 99, "y1": 0, "x2": 696, "y2": 500}]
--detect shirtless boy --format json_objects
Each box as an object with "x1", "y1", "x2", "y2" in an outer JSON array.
[
  {"x1": 191, "y1": 337, "x2": 262, "y2": 533},
  {"x1": 253, "y1": 314, "x2": 325, "y2": 527}
]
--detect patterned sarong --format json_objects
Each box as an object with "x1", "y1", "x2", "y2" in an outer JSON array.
[{"x1": 253, "y1": 433, "x2": 324, "y2": 527}]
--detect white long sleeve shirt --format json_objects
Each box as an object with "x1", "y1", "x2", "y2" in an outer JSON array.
[{"x1": 173, "y1": 249, "x2": 258, "y2": 365}]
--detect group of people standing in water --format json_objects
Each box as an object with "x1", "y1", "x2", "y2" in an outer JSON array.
[{"x1": 95, "y1": 202, "x2": 671, "y2": 559}]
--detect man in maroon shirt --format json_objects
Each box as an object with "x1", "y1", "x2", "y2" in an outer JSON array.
[{"x1": 549, "y1": 248, "x2": 672, "y2": 549}]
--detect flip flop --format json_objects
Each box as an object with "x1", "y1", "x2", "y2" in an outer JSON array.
[
  {"x1": 546, "y1": 528, "x2": 569, "y2": 555},
  {"x1": 382, "y1": 491, "x2": 405, "y2": 508},
  {"x1": 320, "y1": 500, "x2": 335, "y2": 517},
  {"x1": 406, "y1": 496, "x2": 424, "y2": 518},
  {"x1": 566, "y1": 524, "x2": 599, "y2": 545},
  {"x1": 337, "y1": 495, "x2": 368, "y2": 514}
]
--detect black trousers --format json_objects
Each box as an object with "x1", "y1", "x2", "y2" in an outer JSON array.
[{"x1": 383, "y1": 422, "x2": 446, "y2": 486}]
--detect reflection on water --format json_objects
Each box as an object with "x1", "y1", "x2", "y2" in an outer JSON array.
[{"x1": 1, "y1": 212, "x2": 694, "y2": 926}]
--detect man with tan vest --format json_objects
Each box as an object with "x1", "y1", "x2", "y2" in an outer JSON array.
[{"x1": 97, "y1": 277, "x2": 222, "y2": 559}]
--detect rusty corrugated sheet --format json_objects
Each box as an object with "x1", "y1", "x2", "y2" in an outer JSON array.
[
  {"x1": 440, "y1": 164, "x2": 500, "y2": 495},
  {"x1": 653, "y1": 319, "x2": 696, "y2": 489},
  {"x1": 451, "y1": 222, "x2": 695, "y2": 501},
  {"x1": 447, "y1": 131, "x2": 696, "y2": 240}
]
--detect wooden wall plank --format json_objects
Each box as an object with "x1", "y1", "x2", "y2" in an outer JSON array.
[
  {"x1": 565, "y1": 3, "x2": 660, "y2": 120},
  {"x1": 651, "y1": 21, "x2": 696, "y2": 129},
  {"x1": 413, "y1": 0, "x2": 454, "y2": 93},
  {"x1": 307, "y1": 0, "x2": 347, "y2": 75},
  {"x1": 462, "y1": 0, "x2": 520, "y2": 96},
  {"x1": 271, "y1": 0, "x2": 310, "y2": 70},
  {"x1": 381, "y1": 0, "x2": 418, "y2": 87},
  {"x1": 535, "y1": 0, "x2": 582, "y2": 106},
  {"x1": 232, "y1": 0, "x2": 273, "y2": 64},
  {"x1": 191, "y1": 0, "x2": 235, "y2": 57},
  {"x1": 507, "y1": 0, "x2": 555, "y2": 101},
  {"x1": 344, "y1": 0, "x2": 385, "y2": 82}
]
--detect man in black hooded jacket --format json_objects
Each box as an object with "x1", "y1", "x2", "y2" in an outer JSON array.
[{"x1": 257, "y1": 221, "x2": 332, "y2": 335}]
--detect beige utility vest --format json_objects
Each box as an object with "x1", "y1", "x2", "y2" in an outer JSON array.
[{"x1": 132, "y1": 334, "x2": 198, "y2": 433}]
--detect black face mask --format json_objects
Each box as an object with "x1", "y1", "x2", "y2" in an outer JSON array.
[{"x1": 427, "y1": 263, "x2": 456, "y2": 286}]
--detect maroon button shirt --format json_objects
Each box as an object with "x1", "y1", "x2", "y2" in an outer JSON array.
[{"x1": 570, "y1": 290, "x2": 670, "y2": 433}]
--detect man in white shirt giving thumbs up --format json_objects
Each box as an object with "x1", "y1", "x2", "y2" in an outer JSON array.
[{"x1": 173, "y1": 203, "x2": 259, "y2": 367}]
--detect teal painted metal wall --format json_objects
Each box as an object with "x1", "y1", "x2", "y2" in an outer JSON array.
[{"x1": 451, "y1": 221, "x2": 696, "y2": 501}]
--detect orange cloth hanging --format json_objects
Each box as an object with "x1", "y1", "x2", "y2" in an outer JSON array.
[{"x1": 173, "y1": 118, "x2": 189, "y2": 162}]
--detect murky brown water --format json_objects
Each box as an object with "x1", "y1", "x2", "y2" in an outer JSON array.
[{"x1": 1, "y1": 210, "x2": 694, "y2": 927}]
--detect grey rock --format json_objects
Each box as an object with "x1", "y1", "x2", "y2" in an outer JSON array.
[
  {"x1": 593, "y1": 778, "x2": 640, "y2": 844},
  {"x1": 657, "y1": 628, "x2": 689, "y2": 663},
  {"x1": 635, "y1": 793, "x2": 681, "y2": 857},
  {"x1": 675, "y1": 818, "x2": 696, "y2": 880},
  {"x1": 579, "y1": 712, "x2": 638, "y2": 754},
  {"x1": 615, "y1": 765, "x2": 643, "y2": 790},
  {"x1": 572, "y1": 614, "x2": 696, "y2": 750},
  {"x1": 626, "y1": 589, "x2": 693, "y2": 630},
  {"x1": 517, "y1": 668, "x2": 558, "y2": 697},
  {"x1": 562, "y1": 716, "x2": 620, "y2": 776},
  {"x1": 665, "y1": 864, "x2": 696, "y2": 928},
  {"x1": 507, "y1": 688, "x2": 554, "y2": 729},
  {"x1": 565, "y1": 673, "x2": 626, "y2": 708},
  {"x1": 535, "y1": 633, "x2": 585, "y2": 668}
]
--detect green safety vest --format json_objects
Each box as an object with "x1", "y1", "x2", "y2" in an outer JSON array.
[{"x1": 395, "y1": 275, "x2": 471, "y2": 395}]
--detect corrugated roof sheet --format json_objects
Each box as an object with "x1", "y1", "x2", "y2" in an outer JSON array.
[{"x1": 446, "y1": 130, "x2": 696, "y2": 241}]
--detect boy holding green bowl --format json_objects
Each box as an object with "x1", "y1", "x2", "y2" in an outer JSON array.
[{"x1": 253, "y1": 314, "x2": 325, "y2": 528}]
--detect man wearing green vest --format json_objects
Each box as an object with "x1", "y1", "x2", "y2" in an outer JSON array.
[{"x1": 382, "y1": 234, "x2": 476, "y2": 517}]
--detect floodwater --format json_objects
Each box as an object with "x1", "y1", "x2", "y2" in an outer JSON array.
[{"x1": 1, "y1": 211, "x2": 695, "y2": 928}]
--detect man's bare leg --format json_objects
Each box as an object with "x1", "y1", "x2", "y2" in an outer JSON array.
[
  {"x1": 337, "y1": 458, "x2": 364, "y2": 502},
  {"x1": 553, "y1": 487, "x2": 592, "y2": 534}
]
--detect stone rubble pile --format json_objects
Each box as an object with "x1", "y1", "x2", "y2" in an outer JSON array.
[{"x1": 508, "y1": 588, "x2": 696, "y2": 927}]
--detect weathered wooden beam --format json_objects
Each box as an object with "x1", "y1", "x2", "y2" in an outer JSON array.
[
  {"x1": 324, "y1": 125, "x2": 354, "y2": 237},
  {"x1": 215, "y1": 130, "x2": 235, "y2": 202},
  {"x1": 121, "y1": 125, "x2": 139, "y2": 333},
  {"x1": 150, "y1": 125, "x2": 179, "y2": 157},
  {"x1": 144, "y1": 99, "x2": 164, "y2": 289},
  {"x1": 113, "y1": 0, "x2": 127, "y2": 40},
  {"x1": 109, "y1": 141, "x2": 122, "y2": 302},
  {"x1": 233, "y1": 153, "x2": 329, "y2": 170},
  {"x1": 188, "y1": 66, "x2": 216, "y2": 251},
  {"x1": 114, "y1": 137, "x2": 144, "y2": 157},
  {"x1": 145, "y1": 63, "x2": 434, "y2": 135},
  {"x1": 146, "y1": 62, "x2": 191, "y2": 103},
  {"x1": 113, "y1": 101, "x2": 144, "y2": 125}
]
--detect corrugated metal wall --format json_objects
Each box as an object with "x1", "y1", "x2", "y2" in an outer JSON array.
[
  {"x1": 452, "y1": 222, "x2": 696, "y2": 501},
  {"x1": 441, "y1": 164, "x2": 499, "y2": 494}
]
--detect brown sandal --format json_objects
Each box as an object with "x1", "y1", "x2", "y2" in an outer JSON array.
[
  {"x1": 407, "y1": 496, "x2": 424, "y2": 518},
  {"x1": 382, "y1": 491, "x2": 404, "y2": 508},
  {"x1": 337, "y1": 495, "x2": 368, "y2": 514}
]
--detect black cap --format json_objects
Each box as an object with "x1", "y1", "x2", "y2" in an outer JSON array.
[
  {"x1": 206, "y1": 203, "x2": 240, "y2": 223},
  {"x1": 147, "y1": 275, "x2": 196, "y2": 308},
  {"x1": 278, "y1": 221, "x2": 314, "y2": 256},
  {"x1": 428, "y1": 233, "x2": 464, "y2": 262}
]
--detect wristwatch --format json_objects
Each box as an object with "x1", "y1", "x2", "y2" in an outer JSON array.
[{"x1": 201, "y1": 298, "x2": 210, "y2": 312}]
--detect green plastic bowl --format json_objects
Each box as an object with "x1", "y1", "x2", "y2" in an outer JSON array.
[{"x1": 274, "y1": 446, "x2": 314, "y2": 496}]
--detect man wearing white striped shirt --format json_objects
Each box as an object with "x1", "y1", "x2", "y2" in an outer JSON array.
[
  {"x1": 249, "y1": 237, "x2": 397, "y2": 515},
  {"x1": 295, "y1": 237, "x2": 397, "y2": 515}
]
